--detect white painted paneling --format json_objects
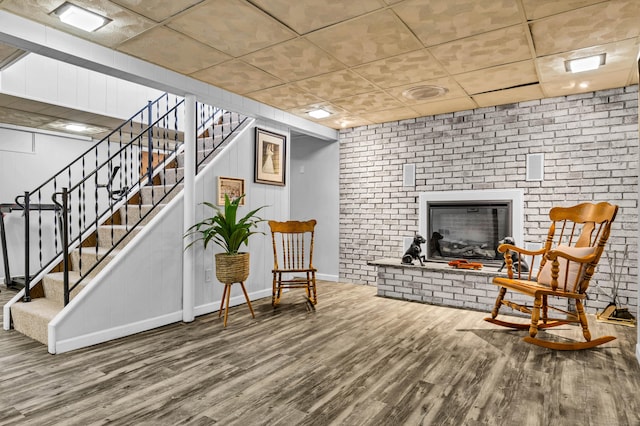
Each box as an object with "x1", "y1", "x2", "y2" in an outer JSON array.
[
  {"x1": 26, "y1": 54, "x2": 57, "y2": 100},
  {"x1": 1, "y1": 53, "x2": 164, "y2": 121}
]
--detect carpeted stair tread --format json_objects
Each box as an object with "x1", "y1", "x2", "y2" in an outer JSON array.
[
  {"x1": 11, "y1": 298, "x2": 62, "y2": 344},
  {"x1": 43, "y1": 271, "x2": 87, "y2": 306}
]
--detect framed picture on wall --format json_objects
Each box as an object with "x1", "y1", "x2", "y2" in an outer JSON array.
[
  {"x1": 217, "y1": 176, "x2": 245, "y2": 205},
  {"x1": 255, "y1": 128, "x2": 286, "y2": 186}
]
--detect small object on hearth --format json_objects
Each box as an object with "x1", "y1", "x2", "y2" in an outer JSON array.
[
  {"x1": 402, "y1": 234, "x2": 427, "y2": 266},
  {"x1": 448, "y1": 259, "x2": 483, "y2": 270},
  {"x1": 596, "y1": 303, "x2": 636, "y2": 327}
]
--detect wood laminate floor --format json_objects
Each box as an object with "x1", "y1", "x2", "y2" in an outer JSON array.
[{"x1": 0, "y1": 282, "x2": 639, "y2": 426}]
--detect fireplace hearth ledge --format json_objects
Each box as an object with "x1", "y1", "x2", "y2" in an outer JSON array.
[{"x1": 368, "y1": 258, "x2": 519, "y2": 313}]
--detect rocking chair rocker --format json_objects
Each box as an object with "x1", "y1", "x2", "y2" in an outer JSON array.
[{"x1": 485, "y1": 202, "x2": 618, "y2": 350}]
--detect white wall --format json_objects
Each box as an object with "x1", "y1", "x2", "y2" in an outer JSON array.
[
  {"x1": 1, "y1": 53, "x2": 164, "y2": 121},
  {"x1": 290, "y1": 133, "x2": 339, "y2": 281}
]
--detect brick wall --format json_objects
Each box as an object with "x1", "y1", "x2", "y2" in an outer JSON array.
[{"x1": 339, "y1": 86, "x2": 639, "y2": 315}]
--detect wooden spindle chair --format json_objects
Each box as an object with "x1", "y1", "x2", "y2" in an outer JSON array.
[
  {"x1": 268, "y1": 220, "x2": 317, "y2": 308},
  {"x1": 485, "y1": 202, "x2": 618, "y2": 350}
]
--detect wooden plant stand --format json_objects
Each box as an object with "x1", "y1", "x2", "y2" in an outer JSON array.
[{"x1": 219, "y1": 281, "x2": 255, "y2": 327}]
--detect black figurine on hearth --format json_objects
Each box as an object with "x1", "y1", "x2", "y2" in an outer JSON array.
[
  {"x1": 429, "y1": 231, "x2": 444, "y2": 257},
  {"x1": 402, "y1": 234, "x2": 427, "y2": 266}
]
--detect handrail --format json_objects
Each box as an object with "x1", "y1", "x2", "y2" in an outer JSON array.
[
  {"x1": 24, "y1": 92, "x2": 176, "y2": 199},
  {"x1": 52, "y1": 104, "x2": 246, "y2": 304}
]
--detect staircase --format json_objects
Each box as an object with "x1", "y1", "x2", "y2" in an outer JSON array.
[{"x1": 8, "y1": 109, "x2": 247, "y2": 346}]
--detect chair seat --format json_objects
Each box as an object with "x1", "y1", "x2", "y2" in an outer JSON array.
[{"x1": 492, "y1": 276, "x2": 586, "y2": 300}]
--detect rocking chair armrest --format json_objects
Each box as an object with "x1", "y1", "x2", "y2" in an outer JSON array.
[{"x1": 497, "y1": 244, "x2": 545, "y2": 256}]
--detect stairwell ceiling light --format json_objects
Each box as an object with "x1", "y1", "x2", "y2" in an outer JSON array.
[
  {"x1": 65, "y1": 123, "x2": 87, "y2": 132},
  {"x1": 53, "y1": 2, "x2": 111, "y2": 32},
  {"x1": 308, "y1": 109, "x2": 331, "y2": 119},
  {"x1": 565, "y1": 54, "x2": 606, "y2": 73}
]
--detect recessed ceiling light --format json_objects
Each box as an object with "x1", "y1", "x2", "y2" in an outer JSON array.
[
  {"x1": 565, "y1": 54, "x2": 606, "y2": 73},
  {"x1": 402, "y1": 85, "x2": 448, "y2": 101},
  {"x1": 579, "y1": 82, "x2": 589, "y2": 89},
  {"x1": 308, "y1": 109, "x2": 331, "y2": 119},
  {"x1": 52, "y1": 2, "x2": 111, "y2": 32},
  {"x1": 65, "y1": 123, "x2": 87, "y2": 132}
]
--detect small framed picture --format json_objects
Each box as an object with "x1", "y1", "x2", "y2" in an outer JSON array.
[
  {"x1": 217, "y1": 176, "x2": 245, "y2": 205},
  {"x1": 255, "y1": 128, "x2": 286, "y2": 186}
]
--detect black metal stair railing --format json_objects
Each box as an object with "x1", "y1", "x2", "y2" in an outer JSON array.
[
  {"x1": 14, "y1": 92, "x2": 246, "y2": 305},
  {"x1": 49, "y1": 104, "x2": 246, "y2": 306}
]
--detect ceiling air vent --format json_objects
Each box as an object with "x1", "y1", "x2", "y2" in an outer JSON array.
[{"x1": 402, "y1": 85, "x2": 448, "y2": 101}]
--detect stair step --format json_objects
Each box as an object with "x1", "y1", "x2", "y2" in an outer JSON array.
[
  {"x1": 161, "y1": 165, "x2": 207, "y2": 184},
  {"x1": 119, "y1": 204, "x2": 163, "y2": 227},
  {"x1": 139, "y1": 183, "x2": 183, "y2": 205},
  {"x1": 70, "y1": 246, "x2": 120, "y2": 278},
  {"x1": 97, "y1": 225, "x2": 144, "y2": 248},
  {"x1": 11, "y1": 298, "x2": 61, "y2": 344},
  {"x1": 43, "y1": 271, "x2": 86, "y2": 307}
]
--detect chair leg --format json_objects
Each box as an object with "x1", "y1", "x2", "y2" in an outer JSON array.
[
  {"x1": 575, "y1": 299, "x2": 592, "y2": 341},
  {"x1": 239, "y1": 281, "x2": 255, "y2": 319},
  {"x1": 272, "y1": 272, "x2": 278, "y2": 307},
  {"x1": 529, "y1": 295, "x2": 542, "y2": 338},
  {"x1": 310, "y1": 272, "x2": 317, "y2": 304},
  {"x1": 491, "y1": 287, "x2": 507, "y2": 318}
]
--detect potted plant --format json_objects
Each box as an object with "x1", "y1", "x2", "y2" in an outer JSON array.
[{"x1": 185, "y1": 194, "x2": 265, "y2": 283}]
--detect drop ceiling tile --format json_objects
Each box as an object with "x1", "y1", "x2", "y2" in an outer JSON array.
[
  {"x1": 0, "y1": 42, "x2": 24, "y2": 69},
  {"x1": 117, "y1": 26, "x2": 230, "y2": 74},
  {"x1": 242, "y1": 38, "x2": 344, "y2": 82},
  {"x1": 536, "y1": 39, "x2": 639, "y2": 83},
  {"x1": 331, "y1": 90, "x2": 405, "y2": 114},
  {"x1": 0, "y1": 107, "x2": 55, "y2": 128},
  {"x1": 317, "y1": 114, "x2": 373, "y2": 129},
  {"x1": 0, "y1": 0, "x2": 156, "y2": 47},
  {"x1": 249, "y1": 0, "x2": 385, "y2": 34},
  {"x1": 247, "y1": 84, "x2": 323, "y2": 110},
  {"x1": 540, "y1": 70, "x2": 633, "y2": 97},
  {"x1": 522, "y1": 0, "x2": 613, "y2": 20},
  {"x1": 352, "y1": 49, "x2": 448, "y2": 89},
  {"x1": 295, "y1": 70, "x2": 377, "y2": 101},
  {"x1": 110, "y1": 0, "x2": 202, "y2": 22},
  {"x1": 360, "y1": 106, "x2": 418, "y2": 123},
  {"x1": 429, "y1": 25, "x2": 532, "y2": 74},
  {"x1": 191, "y1": 60, "x2": 283, "y2": 94},
  {"x1": 412, "y1": 97, "x2": 478, "y2": 117},
  {"x1": 455, "y1": 60, "x2": 538, "y2": 95},
  {"x1": 530, "y1": 1, "x2": 640, "y2": 56},
  {"x1": 387, "y1": 77, "x2": 467, "y2": 105},
  {"x1": 393, "y1": 0, "x2": 521, "y2": 47},
  {"x1": 472, "y1": 84, "x2": 544, "y2": 107},
  {"x1": 167, "y1": 0, "x2": 296, "y2": 57},
  {"x1": 306, "y1": 10, "x2": 423, "y2": 67}
]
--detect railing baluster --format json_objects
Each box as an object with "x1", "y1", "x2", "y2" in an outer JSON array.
[
  {"x1": 62, "y1": 188, "x2": 69, "y2": 306},
  {"x1": 23, "y1": 191, "x2": 31, "y2": 302}
]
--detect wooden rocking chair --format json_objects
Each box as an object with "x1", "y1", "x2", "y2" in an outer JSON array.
[
  {"x1": 268, "y1": 220, "x2": 317, "y2": 308},
  {"x1": 485, "y1": 202, "x2": 618, "y2": 350}
]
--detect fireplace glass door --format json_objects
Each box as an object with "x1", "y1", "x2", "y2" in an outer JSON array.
[{"x1": 427, "y1": 202, "x2": 511, "y2": 264}]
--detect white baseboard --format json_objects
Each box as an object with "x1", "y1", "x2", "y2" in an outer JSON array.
[
  {"x1": 636, "y1": 343, "x2": 640, "y2": 366},
  {"x1": 51, "y1": 311, "x2": 183, "y2": 354},
  {"x1": 317, "y1": 273, "x2": 338, "y2": 282}
]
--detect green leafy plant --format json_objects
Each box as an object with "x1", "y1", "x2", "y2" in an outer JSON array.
[{"x1": 185, "y1": 194, "x2": 265, "y2": 254}]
